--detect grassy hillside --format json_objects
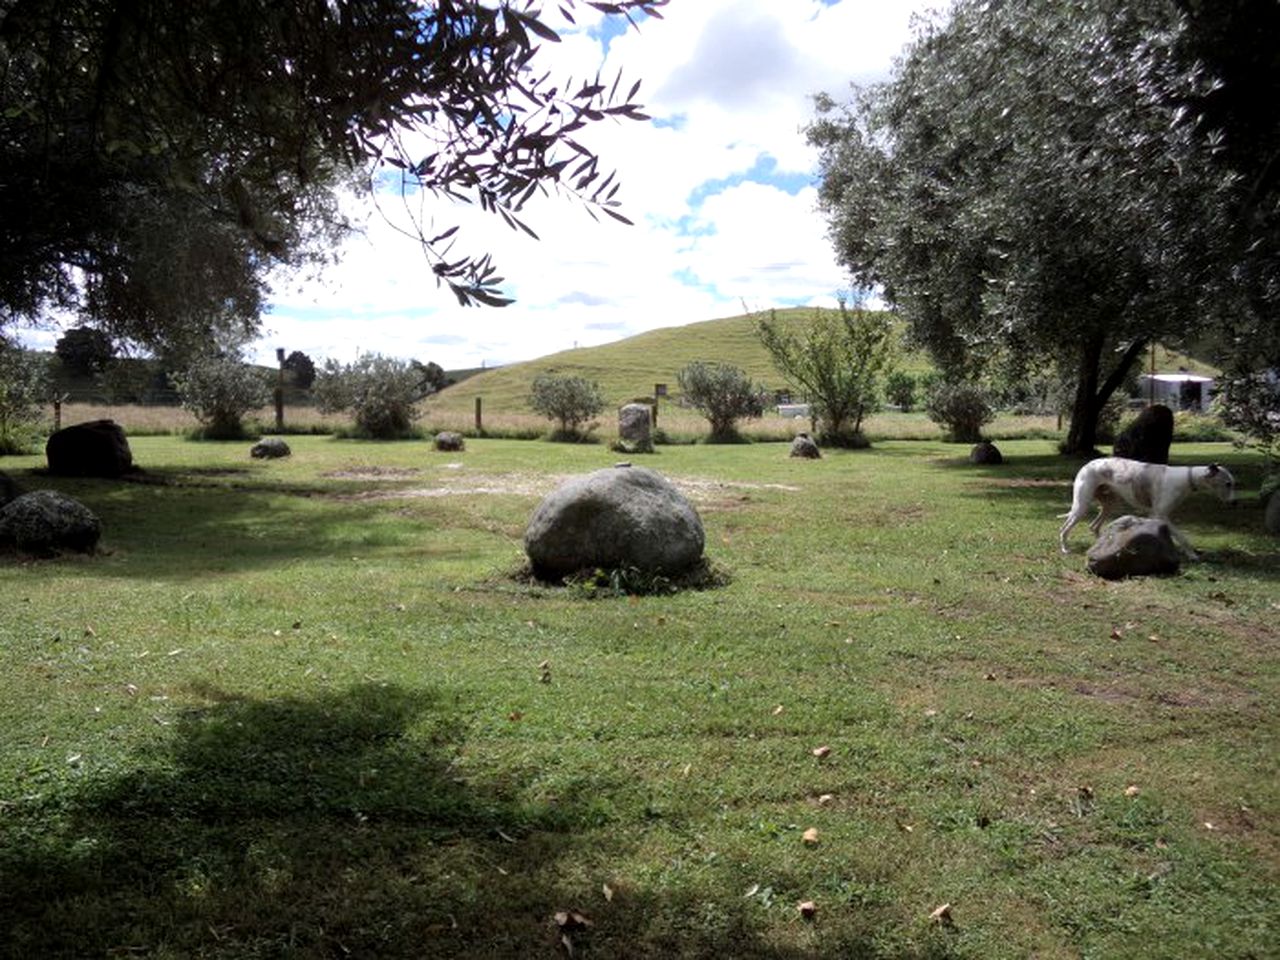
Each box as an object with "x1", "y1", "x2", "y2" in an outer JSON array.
[{"x1": 423, "y1": 307, "x2": 934, "y2": 418}]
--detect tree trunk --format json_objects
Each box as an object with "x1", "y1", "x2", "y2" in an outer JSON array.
[{"x1": 1061, "y1": 334, "x2": 1148, "y2": 457}]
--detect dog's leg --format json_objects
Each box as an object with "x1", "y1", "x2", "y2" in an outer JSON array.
[
  {"x1": 1164, "y1": 520, "x2": 1200, "y2": 561},
  {"x1": 1059, "y1": 493, "x2": 1090, "y2": 554}
]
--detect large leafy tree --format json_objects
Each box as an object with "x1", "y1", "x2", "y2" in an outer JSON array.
[
  {"x1": 0, "y1": 0, "x2": 663, "y2": 351},
  {"x1": 808, "y1": 0, "x2": 1245, "y2": 455}
]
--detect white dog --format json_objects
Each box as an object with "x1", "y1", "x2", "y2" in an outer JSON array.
[{"x1": 1059, "y1": 457, "x2": 1235, "y2": 557}]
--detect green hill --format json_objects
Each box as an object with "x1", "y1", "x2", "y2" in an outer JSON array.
[{"x1": 423, "y1": 307, "x2": 934, "y2": 417}]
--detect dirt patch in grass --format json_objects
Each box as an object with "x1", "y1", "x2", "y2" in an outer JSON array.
[
  {"x1": 328, "y1": 472, "x2": 800, "y2": 504},
  {"x1": 322, "y1": 466, "x2": 423, "y2": 480},
  {"x1": 985, "y1": 478, "x2": 1073, "y2": 489}
]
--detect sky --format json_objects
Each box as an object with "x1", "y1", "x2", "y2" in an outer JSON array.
[{"x1": 32, "y1": 0, "x2": 944, "y2": 369}]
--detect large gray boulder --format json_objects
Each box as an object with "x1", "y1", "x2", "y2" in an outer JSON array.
[
  {"x1": 1086, "y1": 515, "x2": 1181, "y2": 580},
  {"x1": 250, "y1": 437, "x2": 291, "y2": 459},
  {"x1": 1113, "y1": 404, "x2": 1173, "y2": 464},
  {"x1": 0, "y1": 490, "x2": 102, "y2": 556},
  {"x1": 789, "y1": 433, "x2": 821, "y2": 459},
  {"x1": 46, "y1": 419, "x2": 133, "y2": 477},
  {"x1": 524, "y1": 464, "x2": 703, "y2": 579},
  {"x1": 617, "y1": 404, "x2": 654, "y2": 454}
]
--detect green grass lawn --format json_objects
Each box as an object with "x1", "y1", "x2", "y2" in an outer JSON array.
[{"x1": 1, "y1": 436, "x2": 1276, "y2": 958}]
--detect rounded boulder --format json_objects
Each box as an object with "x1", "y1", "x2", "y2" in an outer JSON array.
[
  {"x1": 524, "y1": 465, "x2": 704, "y2": 580},
  {"x1": 0, "y1": 490, "x2": 102, "y2": 556},
  {"x1": 1086, "y1": 515, "x2": 1180, "y2": 580},
  {"x1": 250, "y1": 438, "x2": 292, "y2": 459},
  {"x1": 789, "y1": 433, "x2": 821, "y2": 459},
  {"x1": 46, "y1": 419, "x2": 133, "y2": 477}
]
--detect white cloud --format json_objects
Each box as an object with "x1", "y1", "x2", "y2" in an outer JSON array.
[{"x1": 35, "y1": 0, "x2": 938, "y2": 369}]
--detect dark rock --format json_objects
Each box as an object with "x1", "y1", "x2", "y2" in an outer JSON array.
[
  {"x1": 0, "y1": 471, "x2": 18, "y2": 508},
  {"x1": 250, "y1": 438, "x2": 291, "y2": 459},
  {"x1": 46, "y1": 419, "x2": 133, "y2": 477},
  {"x1": 434, "y1": 431, "x2": 466, "y2": 452},
  {"x1": 1113, "y1": 405, "x2": 1174, "y2": 464},
  {"x1": 0, "y1": 490, "x2": 102, "y2": 556},
  {"x1": 617, "y1": 404, "x2": 654, "y2": 454},
  {"x1": 789, "y1": 433, "x2": 821, "y2": 459},
  {"x1": 1265, "y1": 491, "x2": 1280, "y2": 536},
  {"x1": 524, "y1": 465, "x2": 703, "y2": 579},
  {"x1": 969, "y1": 440, "x2": 1003, "y2": 465},
  {"x1": 1086, "y1": 515, "x2": 1181, "y2": 580}
]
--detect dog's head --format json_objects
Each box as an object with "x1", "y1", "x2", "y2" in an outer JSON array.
[{"x1": 1205, "y1": 463, "x2": 1236, "y2": 503}]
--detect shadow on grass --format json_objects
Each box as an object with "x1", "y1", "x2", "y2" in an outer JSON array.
[
  {"x1": 0, "y1": 467, "x2": 467, "y2": 581},
  {"x1": 0, "y1": 684, "x2": 936, "y2": 960}
]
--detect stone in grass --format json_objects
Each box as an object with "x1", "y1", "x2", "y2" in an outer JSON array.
[
  {"x1": 616, "y1": 404, "x2": 654, "y2": 454},
  {"x1": 969, "y1": 440, "x2": 1003, "y2": 465},
  {"x1": 1086, "y1": 515, "x2": 1180, "y2": 580},
  {"x1": 789, "y1": 433, "x2": 821, "y2": 459},
  {"x1": 250, "y1": 437, "x2": 292, "y2": 459},
  {"x1": 524, "y1": 464, "x2": 703, "y2": 580},
  {"x1": 46, "y1": 419, "x2": 134, "y2": 477},
  {"x1": 433, "y1": 431, "x2": 466, "y2": 452},
  {"x1": 0, "y1": 490, "x2": 102, "y2": 556},
  {"x1": 1113, "y1": 404, "x2": 1173, "y2": 465}
]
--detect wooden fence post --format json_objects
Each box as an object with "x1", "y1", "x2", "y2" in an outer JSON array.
[{"x1": 475, "y1": 397, "x2": 483, "y2": 434}]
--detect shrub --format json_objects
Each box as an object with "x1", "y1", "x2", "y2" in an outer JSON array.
[
  {"x1": 1215, "y1": 370, "x2": 1280, "y2": 462},
  {"x1": 884, "y1": 371, "x2": 917, "y2": 411},
  {"x1": 0, "y1": 339, "x2": 50, "y2": 454},
  {"x1": 756, "y1": 304, "x2": 897, "y2": 446},
  {"x1": 171, "y1": 356, "x2": 271, "y2": 439},
  {"x1": 925, "y1": 381, "x2": 994, "y2": 442},
  {"x1": 528, "y1": 373, "x2": 605, "y2": 440},
  {"x1": 676, "y1": 361, "x2": 766, "y2": 442},
  {"x1": 314, "y1": 353, "x2": 429, "y2": 439}
]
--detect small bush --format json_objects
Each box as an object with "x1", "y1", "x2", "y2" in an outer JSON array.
[
  {"x1": 528, "y1": 373, "x2": 605, "y2": 440},
  {"x1": 925, "y1": 382, "x2": 994, "y2": 442},
  {"x1": 676, "y1": 361, "x2": 767, "y2": 442},
  {"x1": 171, "y1": 356, "x2": 270, "y2": 440},
  {"x1": 0, "y1": 340, "x2": 49, "y2": 454},
  {"x1": 823, "y1": 429, "x2": 871, "y2": 449},
  {"x1": 314, "y1": 353, "x2": 430, "y2": 439},
  {"x1": 1215, "y1": 370, "x2": 1280, "y2": 460}
]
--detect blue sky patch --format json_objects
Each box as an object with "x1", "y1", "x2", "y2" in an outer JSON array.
[
  {"x1": 589, "y1": 15, "x2": 630, "y2": 55},
  {"x1": 687, "y1": 154, "x2": 813, "y2": 208}
]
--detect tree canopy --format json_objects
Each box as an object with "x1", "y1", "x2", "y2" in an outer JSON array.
[
  {"x1": 0, "y1": 0, "x2": 664, "y2": 352},
  {"x1": 808, "y1": 0, "x2": 1274, "y2": 454}
]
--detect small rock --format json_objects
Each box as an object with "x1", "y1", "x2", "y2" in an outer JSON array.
[
  {"x1": 433, "y1": 431, "x2": 466, "y2": 452},
  {"x1": 789, "y1": 433, "x2": 821, "y2": 459},
  {"x1": 968, "y1": 440, "x2": 1003, "y2": 465},
  {"x1": 250, "y1": 437, "x2": 291, "y2": 459}
]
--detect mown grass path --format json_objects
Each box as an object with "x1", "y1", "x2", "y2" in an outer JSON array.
[{"x1": 1, "y1": 437, "x2": 1276, "y2": 958}]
